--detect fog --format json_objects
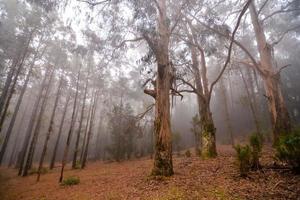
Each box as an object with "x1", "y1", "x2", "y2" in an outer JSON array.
[{"x1": 0, "y1": 0, "x2": 299, "y2": 181}]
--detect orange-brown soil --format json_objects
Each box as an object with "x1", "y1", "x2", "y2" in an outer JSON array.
[{"x1": 0, "y1": 145, "x2": 299, "y2": 200}]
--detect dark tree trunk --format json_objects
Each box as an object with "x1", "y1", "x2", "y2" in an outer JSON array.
[
  {"x1": 37, "y1": 76, "x2": 63, "y2": 181},
  {"x1": 81, "y1": 90, "x2": 98, "y2": 169},
  {"x1": 0, "y1": 52, "x2": 37, "y2": 164},
  {"x1": 72, "y1": 76, "x2": 88, "y2": 169},
  {"x1": 49, "y1": 94, "x2": 70, "y2": 170},
  {"x1": 18, "y1": 66, "x2": 52, "y2": 176},
  {"x1": 22, "y1": 67, "x2": 55, "y2": 176},
  {"x1": 59, "y1": 69, "x2": 81, "y2": 182},
  {"x1": 80, "y1": 100, "x2": 92, "y2": 164}
]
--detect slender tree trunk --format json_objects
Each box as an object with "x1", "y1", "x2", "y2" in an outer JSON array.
[
  {"x1": 22, "y1": 67, "x2": 55, "y2": 176},
  {"x1": 72, "y1": 77, "x2": 88, "y2": 169},
  {"x1": 150, "y1": 0, "x2": 173, "y2": 176},
  {"x1": 81, "y1": 90, "x2": 98, "y2": 169},
  {"x1": 59, "y1": 69, "x2": 81, "y2": 182},
  {"x1": 0, "y1": 31, "x2": 33, "y2": 131},
  {"x1": 0, "y1": 52, "x2": 37, "y2": 164},
  {"x1": 249, "y1": 1, "x2": 291, "y2": 144},
  {"x1": 37, "y1": 76, "x2": 63, "y2": 181},
  {"x1": 18, "y1": 66, "x2": 51, "y2": 176},
  {"x1": 8, "y1": 100, "x2": 29, "y2": 168},
  {"x1": 220, "y1": 77, "x2": 234, "y2": 146},
  {"x1": 80, "y1": 101, "x2": 92, "y2": 164},
  {"x1": 0, "y1": 57, "x2": 19, "y2": 117},
  {"x1": 49, "y1": 94, "x2": 70, "y2": 170},
  {"x1": 239, "y1": 67, "x2": 261, "y2": 135}
]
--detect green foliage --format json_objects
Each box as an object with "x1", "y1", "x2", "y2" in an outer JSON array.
[
  {"x1": 62, "y1": 176, "x2": 80, "y2": 186},
  {"x1": 276, "y1": 130, "x2": 300, "y2": 171},
  {"x1": 185, "y1": 150, "x2": 191, "y2": 158},
  {"x1": 107, "y1": 103, "x2": 140, "y2": 161},
  {"x1": 249, "y1": 133, "x2": 263, "y2": 169},
  {"x1": 234, "y1": 144, "x2": 251, "y2": 177}
]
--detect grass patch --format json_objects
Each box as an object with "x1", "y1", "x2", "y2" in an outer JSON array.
[{"x1": 61, "y1": 176, "x2": 80, "y2": 186}]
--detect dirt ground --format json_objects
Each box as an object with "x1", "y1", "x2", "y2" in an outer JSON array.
[{"x1": 0, "y1": 145, "x2": 299, "y2": 200}]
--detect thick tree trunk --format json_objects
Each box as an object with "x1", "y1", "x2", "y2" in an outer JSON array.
[
  {"x1": 81, "y1": 90, "x2": 98, "y2": 169},
  {"x1": 37, "y1": 76, "x2": 63, "y2": 181},
  {"x1": 0, "y1": 53, "x2": 37, "y2": 164},
  {"x1": 22, "y1": 67, "x2": 55, "y2": 176},
  {"x1": 72, "y1": 77, "x2": 88, "y2": 169},
  {"x1": 249, "y1": 1, "x2": 291, "y2": 144},
  {"x1": 59, "y1": 69, "x2": 81, "y2": 182},
  {"x1": 49, "y1": 93, "x2": 70, "y2": 170},
  {"x1": 150, "y1": 0, "x2": 173, "y2": 177},
  {"x1": 189, "y1": 40, "x2": 217, "y2": 158},
  {"x1": 18, "y1": 66, "x2": 51, "y2": 176}
]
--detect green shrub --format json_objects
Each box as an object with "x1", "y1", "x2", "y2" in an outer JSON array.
[
  {"x1": 62, "y1": 176, "x2": 80, "y2": 186},
  {"x1": 234, "y1": 144, "x2": 251, "y2": 177},
  {"x1": 276, "y1": 131, "x2": 300, "y2": 172},
  {"x1": 249, "y1": 133, "x2": 263, "y2": 169},
  {"x1": 185, "y1": 150, "x2": 191, "y2": 158}
]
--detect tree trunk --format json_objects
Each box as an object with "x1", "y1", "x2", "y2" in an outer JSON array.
[
  {"x1": 59, "y1": 69, "x2": 81, "y2": 182},
  {"x1": 22, "y1": 67, "x2": 55, "y2": 176},
  {"x1": 189, "y1": 39, "x2": 217, "y2": 158},
  {"x1": 249, "y1": 1, "x2": 291, "y2": 144},
  {"x1": 18, "y1": 66, "x2": 52, "y2": 176},
  {"x1": 8, "y1": 100, "x2": 29, "y2": 168},
  {"x1": 220, "y1": 77, "x2": 234, "y2": 146},
  {"x1": 81, "y1": 90, "x2": 98, "y2": 169},
  {"x1": 37, "y1": 76, "x2": 63, "y2": 181},
  {"x1": 239, "y1": 67, "x2": 261, "y2": 135},
  {"x1": 72, "y1": 76, "x2": 88, "y2": 169},
  {"x1": 49, "y1": 93, "x2": 70, "y2": 170},
  {"x1": 0, "y1": 30, "x2": 33, "y2": 131},
  {"x1": 0, "y1": 52, "x2": 37, "y2": 164},
  {"x1": 150, "y1": 0, "x2": 173, "y2": 177},
  {"x1": 80, "y1": 100, "x2": 92, "y2": 164}
]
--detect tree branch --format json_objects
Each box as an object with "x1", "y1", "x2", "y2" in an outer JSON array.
[
  {"x1": 271, "y1": 25, "x2": 300, "y2": 46},
  {"x1": 208, "y1": 0, "x2": 253, "y2": 101},
  {"x1": 77, "y1": 0, "x2": 110, "y2": 6}
]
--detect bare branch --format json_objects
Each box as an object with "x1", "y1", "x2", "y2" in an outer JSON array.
[
  {"x1": 115, "y1": 37, "x2": 144, "y2": 48},
  {"x1": 271, "y1": 25, "x2": 300, "y2": 46},
  {"x1": 188, "y1": 11, "x2": 264, "y2": 76},
  {"x1": 77, "y1": 0, "x2": 110, "y2": 6},
  {"x1": 262, "y1": 8, "x2": 300, "y2": 22},
  {"x1": 257, "y1": 0, "x2": 269, "y2": 15},
  {"x1": 274, "y1": 64, "x2": 291, "y2": 76},
  {"x1": 136, "y1": 104, "x2": 155, "y2": 120},
  {"x1": 208, "y1": 0, "x2": 253, "y2": 101},
  {"x1": 144, "y1": 89, "x2": 156, "y2": 99}
]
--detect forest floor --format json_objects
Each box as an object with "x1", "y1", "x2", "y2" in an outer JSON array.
[{"x1": 0, "y1": 145, "x2": 299, "y2": 200}]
